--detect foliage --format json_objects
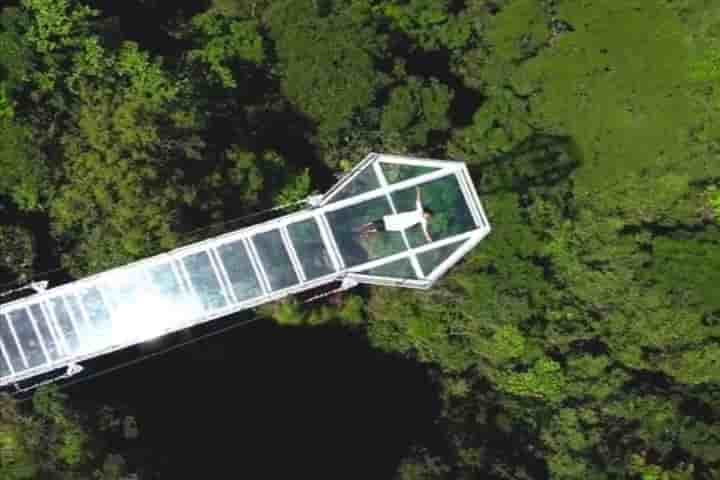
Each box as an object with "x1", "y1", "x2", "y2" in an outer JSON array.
[
  {"x1": 0, "y1": 84, "x2": 15, "y2": 120},
  {"x1": 20, "y1": 0, "x2": 97, "y2": 54},
  {"x1": 449, "y1": 88, "x2": 533, "y2": 158},
  {"x1": 264, "y1": 294, "x2": 368, "y2": 328},
  {"x1": 0, "y1": 387, "x2": 133, "y2": 479},
  {"x1": 187, "y1": 11, "x2": 264, "y2": 88},
  {"x1": 0, "y1": 9, "x2": 50, "y2": 210},
  {"x1": 706, "y1": 185, "x2": 720, "y2": 219},
  {"x1": 50, "y1": 83, "x2": 188, "y2": 274},
  {"x1": 395, "y1": 448, "x2": 451, "y2": 480},
  {"x1": 0, "y1": 119, "x2": 49, "y2": 210},
  {"x1": 0, "y1": 224, "x2": 35, "y2": 283},
  {"x1": 373, "y1": 0, "x2": 474, "y2": 52},
  {"x1": 113, "y1": 41, "x2": 180, "y2": 105},
  {"x1": 381, "y1": 76, "x2": 453, "y2": 147},
  {"x1": 367, "y1": 2, "x2": 720, "y2": 475},
  {"x1": 265, "y1": 0, "x2": 388, "y2": 144},
  {"x1": 273, "y1": 168, "x2": 312, "y2": 205},
  {"x1": 0, "y1": 9, "x2": 33, "y2": 93},
  {"x1": 495, "y1": 358, "x2": 568, "y2": 403},
  {"x1": 1, "y1": 0, "x2": 719, "y2": 478},
  {"x1": 20, "y1": 0, "x2": 98, "y2": 92}
]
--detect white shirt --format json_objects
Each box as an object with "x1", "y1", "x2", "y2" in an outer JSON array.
[{"x1": 383, "y1": 198, "x2": 427, "y2": 232}]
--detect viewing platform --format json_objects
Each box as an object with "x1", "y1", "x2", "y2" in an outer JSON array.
[{"x1": 0, "y1": 153, "x2": 491, "y2": 387}]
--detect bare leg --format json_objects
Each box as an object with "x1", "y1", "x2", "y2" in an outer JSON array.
[
  {"x1": 355, "y1": 221, "x2": 377, "y2": 233},
  {"x1": 355, "y1": 222, "x2": 378, "y2": 239}
]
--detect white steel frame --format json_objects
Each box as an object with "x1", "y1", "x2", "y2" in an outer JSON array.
[{"x1": 0, "y1": 153, "x2": 491, "y2": 387}]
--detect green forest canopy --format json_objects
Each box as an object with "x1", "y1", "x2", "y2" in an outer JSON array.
[{"x1": 0, "y1": 0, "x2": 718, "y2": 478}]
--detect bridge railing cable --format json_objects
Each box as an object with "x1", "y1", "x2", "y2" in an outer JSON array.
[
  {"x1": 14, "y1": 313, "x2": 267, "y2": 401},
  {"x1": 0, "y1": 198, "x2": 313, "y2": 298}
]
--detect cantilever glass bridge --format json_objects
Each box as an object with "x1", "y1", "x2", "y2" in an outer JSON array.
[{"x1": 0, "y1": 153, "x2": 491, "y2": 387}]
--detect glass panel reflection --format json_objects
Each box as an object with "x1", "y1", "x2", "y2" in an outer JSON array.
[
  {"x1": 146, "y1": 261, "x2": 204, "y2": 327},
  {"x1": 330, "y1": 167, "x2": 380, "y2": 203},
  {"x1": 102, "y1": 267, "x2": 150, "y2": 345},
  {"x1": 147, "y1": 263, "x2": 184, "y2": 302},
  {"x1": 0, "y1": 314, "x2": 25, "y2": 372},
  {"x1": 8, "y1": 309, "x2": 46, "y2": 368},
  {"x1": 287, "y1": 220, "x2": 335, "y2": 280},
  {"x1": 0, "y1": 343, "x2": 11, "y2": 378},
  {"x1": 252, "y1": 230, "x2": 299, "y2": 291},
  {"x1": 380, "y1": 162, "x2": 439, "y2": 184},
  {"x1": 182, "y1": 252, "x2": 228, "y2": 312},
  {"x1": 361, "y1": 258, "x2": 417, "y2": 279},
  {"x1": 29, "y1": 304, "x2": 62, "y2": 361},
  {"x1": 417, "y1": 240, "x2": 466, "y2": 277},
  {"x1": 79, "y1": 287, "x2": 112, "y2": 345},
  {"x1": 101, "y1": 264, "x2": 203, "y2": 345},
  {"x1": 65, "y1": 295, "x2": 92, "y2": 346},
  {"x1": 216, "y1": 241, "x2": 263, "y2": 302},
  {"x1": 49, "y1": 298, "x2": 82, "y2": 354}
]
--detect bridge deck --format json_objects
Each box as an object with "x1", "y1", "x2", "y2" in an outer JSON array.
[{"x1": 0, "y1": 153, "x2": 490, "y2": 387}]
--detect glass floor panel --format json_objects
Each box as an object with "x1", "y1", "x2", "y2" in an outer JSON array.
[
  {"x1": 0, "y1": 314, "x2": 25, "y2": 372},
  {"x1": 48, "y1": 298, "x2": 82, "y2": 355},
  {"x1": 361, "y1": 257, "x2": 418, "y2": 279},
  {"x1": 252, "y1": 230, "x2": 299, "y2": 291},
  {"x1": 100, "y1": 265, "x2": 201, "y2": 345},
  {"x1": 29, "y1": 303, "x2": 63, "y2": 361},
  {"x1": 8, "y1": 309, "x2": 46, "y2": 368},
  {"x1": 182, "y1": 252, "x2": 228, "y2": 312},
  {"x1": 216, "y1": 240, "x2": 264, "y2": 302},
  {"x1": 146, "y1": 261, "x2": 203, "y2": 326},
  {"x1": 391, "y1": 174, "x2": 476, "y2": 248},
  {"x1": 417, "y1": 239, "x2": 467, "y2": 277},
  {"x1": 326, "y1": 195, "x2": 407, "y2": 268},
  {"x1": 287, "y1": 219, "x2": 336, "y2": 280},
  {"x1": 101, "y1": 268, "x2": 147, "y2": 345},
  {"x1": 0, "y1": 343, "x2": 11, "y2": 378},
  {"x1": 329, "y1": 167, "x2": 381, "y2": 203},
  {"x1": 65, "y1": 295, "x2": 93, "y2": 349},
  {"x1": 78, "y1": 286, "x2": 113, "y2": 346},
  {"x1": 380, "y1": 162, "x2": 440, "y2": 184}
]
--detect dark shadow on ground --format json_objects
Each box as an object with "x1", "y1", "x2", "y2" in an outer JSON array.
[
  {"x1": 66, "y1": 317, "x2": 442, "y2": 480},
  {"x1": 391, "y1": 40, "x2": 484, "y2": 130},
  {"x1": 88, "y1": 0, "x2": 210, "y2": 56},
  {"x1": 468, "y1": 134, "x2": 582, "y2": 197},
  {"x1": 0, "y1": 200, "x2": 73, "y2": 286}
]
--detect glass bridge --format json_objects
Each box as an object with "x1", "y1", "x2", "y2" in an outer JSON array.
[{"x1": 0, "y1": 153, "x2": 491, "y2": 387}]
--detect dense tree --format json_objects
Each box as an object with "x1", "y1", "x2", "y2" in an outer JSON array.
[
  {"x1": 0, "y1": 0, "x2": 297, "y2": 276},
  {"x1": 0, "y1": 225, "x2": 35, "y2": 283},
  {"x1": 264, "y1": 0, "x2": 389, "y2": 148},
  {"x1": 0, "y1": 0, "x2": 718, "y2": 478},
  {"x1": 0, "y1": 388, "x2": 135, "y2": 479},
  {"x1": 185, "y1": 10, "x2": 264, "y2": 89},
  {"x1": 381, "y1": 76, "x2": 453, "y2": 148},
  {"x1": 371, "y1": 0, "x2": 475, "y2": 52},
  {"x1": 0, "y1": 8, "x2": 50, "y2": 210},
  {"x1": 368, "y1": 1, "x2": 720, "y2": 477},
  {"x1": 0, "y1": 119, "x2": 49, "y2": 211}
]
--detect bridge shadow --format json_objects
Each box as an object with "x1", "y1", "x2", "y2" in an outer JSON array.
[
  {"x1": 66, "y1": 317, "x2": 442, "y2": 479},
  {"x1": 467, "y1": 134, "x2": 583, "y2": 197}
]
